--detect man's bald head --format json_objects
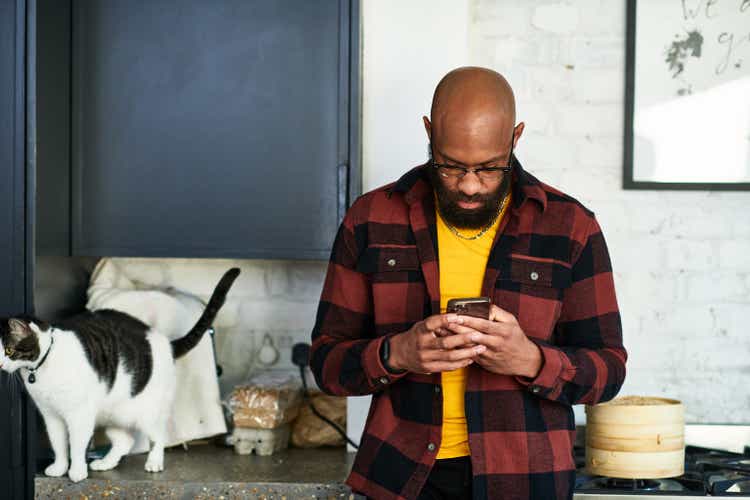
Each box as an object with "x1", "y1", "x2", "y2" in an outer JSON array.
[
  {"x1": 424, "y1": 67, "x2": 524, "y2": 229},
  {"x1": 428, "y1": 67, "x2": 516, "y2": 147}
]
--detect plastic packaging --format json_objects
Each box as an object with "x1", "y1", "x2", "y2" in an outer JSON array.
[{"x1": 228, "y1": 372, "x2": 302, "y2": 429}]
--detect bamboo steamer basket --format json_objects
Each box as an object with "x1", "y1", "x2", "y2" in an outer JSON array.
[{"x1": 585, "y1": 396, "x2": 684, "y2": 479}]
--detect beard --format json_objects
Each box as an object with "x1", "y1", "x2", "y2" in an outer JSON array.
[{"x1": 429, "y1": 169, "x2": 511, "y2": 229}]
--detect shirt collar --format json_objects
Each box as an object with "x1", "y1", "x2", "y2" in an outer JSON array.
[{"x1": 387, "y1": 156, "x2": 548, "y2": 213}]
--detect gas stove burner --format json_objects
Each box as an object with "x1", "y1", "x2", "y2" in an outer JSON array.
[
  {"x1": 604, "y1": 478, "x2": 661, "y2": 490},
  {"x1": 575, "y1": 475, "x2": 694, "y2": 493}
]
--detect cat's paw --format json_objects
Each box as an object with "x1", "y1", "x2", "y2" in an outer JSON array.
[
  {"x1": 144, "y1": 457, "x2": 164, "y2": 473},
  {"x1": 68, "y1": 465, "x2": 88, "y2": 483},
  {"x1": 44, "y1": 461, "x2": 68, "y2": 477},
  {"x1": 89, "y1": 458, "x2": 118, "y2": 471}
]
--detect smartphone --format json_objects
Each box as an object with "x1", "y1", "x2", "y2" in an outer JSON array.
[{"x1": 446, "y1": 297, "x2": 491, "y2": 319}]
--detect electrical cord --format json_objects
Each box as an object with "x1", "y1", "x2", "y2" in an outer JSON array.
[{"x1": 292, "y1": 343, "x2": 359, "y2": 449}]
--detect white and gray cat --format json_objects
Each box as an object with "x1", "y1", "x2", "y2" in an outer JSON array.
[{"x1": 0, "y1": 267, "x2": 240, "y2": 483}]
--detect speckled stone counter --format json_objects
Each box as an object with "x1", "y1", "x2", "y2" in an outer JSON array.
[{"x1": 35, "y1": 445, "x2": 359, "y2": 499}]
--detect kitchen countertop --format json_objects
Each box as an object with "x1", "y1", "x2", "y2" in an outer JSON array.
[
  {"x1": 35, "y1": 444, "x2": 358, "y2": 499},
  {"x1": 35, "y1": 424, "x2": 750, "y2": 499}
]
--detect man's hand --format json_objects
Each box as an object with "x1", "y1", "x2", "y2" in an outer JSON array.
[
  {"x1": 388, "y1": 314, "x2": 487, "y2": 374},
  {"x1": 445, "y1": 305, "x2": 543, "y2": 378}
]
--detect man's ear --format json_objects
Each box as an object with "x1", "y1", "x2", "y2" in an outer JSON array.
[
  {"x1": 513, "y1": 122, "x2": 525, "y2": 145},
  {"x1": 423, "y1": 116, "x2": 432, "y2": 140}
]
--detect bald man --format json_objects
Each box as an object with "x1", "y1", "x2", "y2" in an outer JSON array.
[{"x1": 310, "y1": 67, "x2": 627, "y2": 500}]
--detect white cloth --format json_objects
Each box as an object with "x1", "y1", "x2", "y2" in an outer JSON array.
[{"x1": 86, "y1": 258, "x2": 227, "y2": 453}]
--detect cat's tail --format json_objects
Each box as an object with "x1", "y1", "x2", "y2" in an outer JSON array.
[{"x1": 171, "y1": 267, "x2": 241, "y2": 360}]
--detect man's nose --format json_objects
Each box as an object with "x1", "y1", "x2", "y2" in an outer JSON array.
[{"x1": 457, "y1": 172, "x2": 482, "y2": 197}]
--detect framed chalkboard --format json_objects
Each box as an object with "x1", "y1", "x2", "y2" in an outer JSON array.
[{"x1": 624, "y1": 0, "x2": 750, "y2": 190}]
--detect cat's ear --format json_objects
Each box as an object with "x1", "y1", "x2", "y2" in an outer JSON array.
[{"x1": 8, "y1": 318, "x2": 32, "y2": 341}]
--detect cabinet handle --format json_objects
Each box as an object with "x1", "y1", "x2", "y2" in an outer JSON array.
[{"x1": 337, "y1": 163, "x2": 349, "y2": 224}]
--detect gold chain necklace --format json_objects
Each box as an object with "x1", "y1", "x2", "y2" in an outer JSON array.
[{"x1": 439, "y1": 191, "x2": 510, "y2": 241}]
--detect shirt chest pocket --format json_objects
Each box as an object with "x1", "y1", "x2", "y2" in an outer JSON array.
[
  {"x1": 356, "y1": 246, "x2": 427, "y2": 327},
  {"x1": 356, "y1": 246, "x2": 423, "y2": 282},
  {"x1": 498, "y1": 254, "x2": 571, "y2": 290},
  {"x1": 495, "y1": 256, "x2": 572, "y2": 340},
  {"x1": 496, "y1": 255, "x2": 572, "y2": 301}
]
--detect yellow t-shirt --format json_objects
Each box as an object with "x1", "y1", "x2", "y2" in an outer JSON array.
[{"x1": 435, "y1": 193, "x2": 511, "y2": 459}]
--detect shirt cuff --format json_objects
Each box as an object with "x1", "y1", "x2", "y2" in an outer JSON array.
[
  {"x1": 514, "y1": 338, "x2": 564, "y2": 397},
  {"x1": 362, "y1": 334, "x2": 410, "y2": 388}
]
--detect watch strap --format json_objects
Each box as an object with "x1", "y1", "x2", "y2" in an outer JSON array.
[{"x1": 380, "y1": 336, "x2": 407, "y2": 374}]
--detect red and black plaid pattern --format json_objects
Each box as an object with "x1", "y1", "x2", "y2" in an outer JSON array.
[{"x1": 310, "y1": 160, "x2": 627, "y2": 500}]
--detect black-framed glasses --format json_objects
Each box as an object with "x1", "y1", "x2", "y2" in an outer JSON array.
[{"x1": 431, "y1": 131, "x2": 515, "y2": 182}]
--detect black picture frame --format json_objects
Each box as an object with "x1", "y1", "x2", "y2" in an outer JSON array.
[{"x1": 623, "y1": 0, "x2": 750, "y2": 191}]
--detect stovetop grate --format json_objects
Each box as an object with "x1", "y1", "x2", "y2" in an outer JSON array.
[{"x1": 574, "y1": 444, "x2": 750, "y2": 496}]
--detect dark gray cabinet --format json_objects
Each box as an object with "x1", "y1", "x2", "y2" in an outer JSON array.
[
  {"x1": 1, "y1": 0, "x2": 36, "y2": 498},
  {"x1": 39, "y1": 0, "x2": 360, "y2": 260}
]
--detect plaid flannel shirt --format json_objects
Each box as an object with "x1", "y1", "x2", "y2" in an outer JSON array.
[{"x1": 310, "y1": 159, "x2": 627, "y2": 500}]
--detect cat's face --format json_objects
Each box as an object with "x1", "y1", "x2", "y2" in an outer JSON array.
[{"x1": 0, "y1": 319, "x2": 42, "y2": 373}]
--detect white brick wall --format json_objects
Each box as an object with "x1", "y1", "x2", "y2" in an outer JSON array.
[{"x1": 531, "y1": 4, "x2": 579, "y2": 34}]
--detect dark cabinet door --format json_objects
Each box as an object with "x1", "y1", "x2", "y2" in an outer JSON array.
[
  {"x1": 71, "y1": 0, "x2": 357, "y2": 259},
  {"x1": 1, "y1": 1, "x2": 35, "y2": 498}
]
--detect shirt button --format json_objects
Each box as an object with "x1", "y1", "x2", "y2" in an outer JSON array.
[
  {"x1": 530, "y1": 385, "x2": 541, "y2": 393},
  {"x1": 387, "y1": 258, "x2": 396, "y2": 267},
  {"x1": 427, "y1": 443, "x2": 436, "y2": 451},
  {"x1": 379, "y1": 376, "x2": 389, "y2": 384},
  {"x1": 530, "y1": 271, "x2": 539, "y2": 281}
]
